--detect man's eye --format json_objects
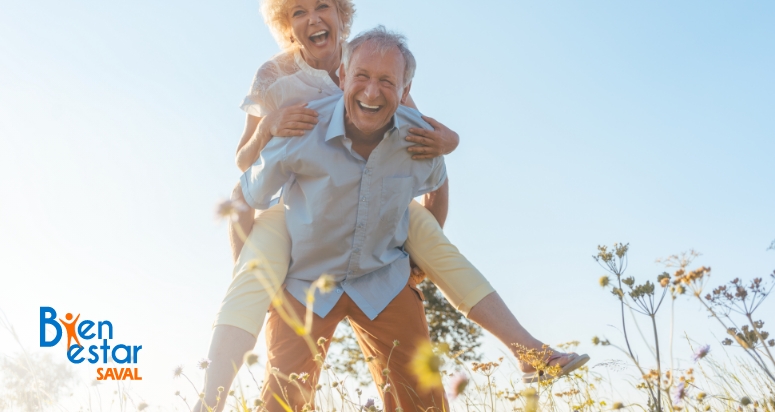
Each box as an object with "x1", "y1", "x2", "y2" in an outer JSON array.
[
  {"x1": 381, "y1": 79, "x2": 394, "y2": 86},
  {"x1": 357, "y1": 74, "x2": 368, "y2": 79}
]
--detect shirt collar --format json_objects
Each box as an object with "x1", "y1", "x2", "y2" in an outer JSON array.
[{"x1": 325, "y1": 96, "x2": 401, "y2": 142}]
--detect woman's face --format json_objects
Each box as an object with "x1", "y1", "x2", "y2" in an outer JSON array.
[{"x1": 288, "y1": 0, "x2": 342, "y2": 66}]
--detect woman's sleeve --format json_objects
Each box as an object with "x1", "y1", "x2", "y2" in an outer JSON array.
[{"x1": 239, "y1": 61, "x2": 281, "y2": 117}]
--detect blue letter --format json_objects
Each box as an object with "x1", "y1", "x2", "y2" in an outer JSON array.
[
  {"x1": 67, "y1": 345, "x2": 85, "y2": 364},
  {"x1": 78, "y1": 320, "x2": 95, "y2": 339},
  {"x1": 40, "y1": 307, "x2": 61, "y2": 347},
  {"x1": 97, "y1": 320, "x2": 113, "y2": 339}
]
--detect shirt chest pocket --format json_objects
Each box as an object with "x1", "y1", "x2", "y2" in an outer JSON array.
[{"x1": 380, "y1": 176, "x2": 415, "y2": 228}]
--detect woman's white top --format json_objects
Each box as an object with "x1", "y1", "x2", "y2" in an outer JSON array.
[{"x1": 240, "y1": 48, "x2": 343, "y2": 118}]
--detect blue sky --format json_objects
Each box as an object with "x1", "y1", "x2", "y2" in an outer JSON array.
[{"x1": 1, "y1": 0, "x2": 773, "y2": 409}]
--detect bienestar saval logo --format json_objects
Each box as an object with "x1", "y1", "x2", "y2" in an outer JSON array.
[{"x1": 39, "y1": 307, "x2": 143, "y2": 380}]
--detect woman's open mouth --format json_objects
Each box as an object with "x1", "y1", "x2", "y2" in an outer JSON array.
[{"x1": 309, "y1": 30, "x2": 329, "y2": 46}]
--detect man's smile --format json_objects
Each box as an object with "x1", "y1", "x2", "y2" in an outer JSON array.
[{"x1": 357, "y1": 100, "x2": 382, "y2": 113}]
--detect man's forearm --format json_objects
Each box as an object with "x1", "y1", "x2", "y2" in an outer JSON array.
[
  {"x1": 422, "y1": 178, "x2": 449, "y2": 228},
  {"x1": 193, "y1": 325, "x2": 257, "y2": 412}
]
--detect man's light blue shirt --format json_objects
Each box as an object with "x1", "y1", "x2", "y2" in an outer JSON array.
[{"x1": 240, "y1": 95, "x2": 447, "y2": 319}]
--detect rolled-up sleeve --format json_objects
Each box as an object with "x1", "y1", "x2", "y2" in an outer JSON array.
[
  {"x1": 416, "y1": 157, "x2": 447, "y2": 197},
  {"x1": 240, "y1": 139, "x2": 291, "y2": 210}
]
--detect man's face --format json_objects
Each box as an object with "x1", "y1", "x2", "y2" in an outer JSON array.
[{"x1": 340, "y1": 42, "x2": 411, "y2": 137}]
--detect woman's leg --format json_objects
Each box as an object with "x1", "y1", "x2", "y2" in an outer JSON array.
[
  {"x1": 405, "y1": 201, "x2": 569, "y2": 372},
  {"x1": 196, "y1": 203, "x2": 291, "y2": 412}
]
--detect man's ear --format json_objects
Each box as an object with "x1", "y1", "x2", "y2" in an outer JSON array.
[
  {"x1": 400, "y1": 81, "x2": 413, "y2": 105},
  {"x1": 338, "y1": 63, "x2": 346, "y2": 91}
]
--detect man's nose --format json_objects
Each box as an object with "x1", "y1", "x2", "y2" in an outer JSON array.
[{"x1": 363, "y1": 80, "x2": 380, "y2": 100}]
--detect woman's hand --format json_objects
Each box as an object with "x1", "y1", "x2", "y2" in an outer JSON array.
[
  {"x1": 259, "y1": 102, "x2": 319, "y2": 138},
  {"x1": 406, "y1": 115, "x2": 460, "y2": 160}
]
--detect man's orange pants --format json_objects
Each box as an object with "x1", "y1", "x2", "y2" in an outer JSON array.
[{"x1": 260, "y1": 280, "x2": 448, "y2": 412}]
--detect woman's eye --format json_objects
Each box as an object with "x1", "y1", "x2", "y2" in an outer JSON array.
[
  {"x1": 317, "y1": 4, "x2": 329, "y2": 10},
  {"x1": 292, "y1": 10, "x2": 304, "y2": 17}
]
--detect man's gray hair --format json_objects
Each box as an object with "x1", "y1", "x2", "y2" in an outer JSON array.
[{"x1": 343, "y1": 25, "x2": 416, "y2": 86}]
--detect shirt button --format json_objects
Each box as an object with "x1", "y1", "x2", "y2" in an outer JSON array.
[
  {"x1": 354, "y1": 247, "x2": 361, "y2": 253},
  {"x1": 361, "y1": 196, "x2": 367, "y2": 202},
  {"x1": 336, "y1": 288, "x2": 342, "y2": 293},
  {"x1": 357, "y1": 223, "x2": 364, "y2": 228},
  {"x1": 365, "y1": 168, "x2": 372, "y2": 175}
]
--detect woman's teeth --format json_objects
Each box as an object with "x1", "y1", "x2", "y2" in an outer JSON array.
[{"x1": 309, "y1": 31, "x2": 328, "y2": 45}]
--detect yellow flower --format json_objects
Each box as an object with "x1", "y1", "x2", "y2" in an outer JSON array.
[
  {"x1": 315, "y1": 274, "x2": 336, "y2": 294},
  {"x1": 599, "y1": 276, "x2": 611, "y2": 288},
  {"x1": 411, "y1": 341, "x2": 444, "y2": 391}
]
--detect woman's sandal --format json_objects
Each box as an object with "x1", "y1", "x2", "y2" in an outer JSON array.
[{"x1": 521, "y1": 352, "x2": 590, "y2": 383}]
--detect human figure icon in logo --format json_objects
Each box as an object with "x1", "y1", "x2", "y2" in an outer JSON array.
[{"x1": 58, "y1": 313, "x2": 82, "y2": 352}]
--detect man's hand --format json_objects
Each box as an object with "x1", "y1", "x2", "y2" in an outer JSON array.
[
  {"x1": 406, "y1": 115, "x2": 459, "y2": 160},
  {"x1": 260, "y1": 102, "x2": 319, "y2": 138},
  {"x1": 410, "y1": 259, "x2": 427, "y2": 284}
]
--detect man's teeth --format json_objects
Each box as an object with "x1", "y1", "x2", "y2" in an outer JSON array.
[{"x1": 359, "y1": 102, "x2": 380, "y2": 110}]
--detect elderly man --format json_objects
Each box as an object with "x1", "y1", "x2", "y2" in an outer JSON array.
[{"x1": 236, "y1": 27, "x2": 449, "y2": 411}]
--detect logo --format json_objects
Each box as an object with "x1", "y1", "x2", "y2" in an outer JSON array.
[{"x1": 40, "y1": 307, "x2": 142, "y2": 380}]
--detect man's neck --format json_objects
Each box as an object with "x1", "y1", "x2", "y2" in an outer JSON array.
[{"x1": 344, "y1": 117, "x2": 394, "y2": 161}]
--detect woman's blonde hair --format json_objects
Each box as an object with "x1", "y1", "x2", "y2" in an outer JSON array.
[{"x1": 260, "y1": 0, "x2": 356, "y2": 51}]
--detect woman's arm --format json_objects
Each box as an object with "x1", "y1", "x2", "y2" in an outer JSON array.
[
  {"x1": 235, "y1": 103, "x2": 319, "y2": 172},
  {"x1": 403, "y1": 94, "x2": 460, "y2": 159}
]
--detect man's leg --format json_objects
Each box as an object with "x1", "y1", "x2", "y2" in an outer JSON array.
[
  {"x1": 347, "y1": 280, "x2": 448, "y2": 412},
  {"x1": 260, "y1": 290, "x2": 341, "y2": 412}
]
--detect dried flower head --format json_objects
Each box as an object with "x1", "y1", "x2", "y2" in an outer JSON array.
[
  {"x1": 411, "y1": 341, "x2": 444, "y2": 390},
  {"x1": 691, "y1": 344, "x2": 710, "y2": 362},
  {"x1": 197, "y1": 358, "x2": 212, "y2": 370},
  {"x1": 244, "y1": 351, "x2": 259, "y2": 366},
  {"x1": 215, "y1": 199, "x2": 248, "y2": 222},
  {"x1": 173, "y1": 365, "x2": 183, "y2": 378},
  {"x1": 315, "y1": 274, "x2": 336, "y2": 294},
  {"x1": 447, "y1": 371, "x2": 469, "y2": 400}
]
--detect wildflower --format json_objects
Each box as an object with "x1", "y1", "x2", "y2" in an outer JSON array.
[
  {"x1": 331, "y1": 381, "x2": 339, "y2": 388},
  {"x1": 395, "y1": 408, "x2": 403, "y2": 412},
  {"x1": 315, "y1": 384, "x2": 323, "y2": 391},
  {"x1": 365, "y1": 355, "x2": 375, "y2": 362},
  {"x1": 229, "y1": 390, "x2": 234, "y2": 396},
  {"x1": 393, "y1": 340, "x2": 400, "y2": 346},
  {"x1": 612, "y1": 402, "x2": 624, "y2": 410},
  {"x1": 672, "y1": 381, "x2": 686, "y2": 405},
  {"x1": 740, "y1": 396, "x2": 752, "y2": 406},
  {"x1": 138, "y1": 402, "x2": 148, "y2": 411},
  {"x1": 592, "y1": 336, "x2": 601, "y2": 345},
  {"x1": 244, "y1": 351, "x2": 259, "y2": 366},
  {"x1": 382, "y1": 368, "x2": 390, "y2": 376},
  {"x1": 198, "y1": 358, "x2": 212, "y2": 370},
  {"x1": 521, "y1": 388, "x2": 538, "y2": 412},
  {"x1": 691, "y1": 344, "x2": 710, "y2": 362},
  {"x1": 173, "y1": 365, "x2": 184, "y2": 378},
  {"x1": 299, "y1": 372, "x2": 309, "y2": 382},
  {"x1": 174, "y1": 391, "x2": 180, "y2": 396},
  {"x1": 215, "y1": 199, "x2": 248, "y2": 222},
  {"x1": 364, "y1": 398, "x2": 375, "y2": 411},
  {"x1": 697, "y1": 392, "x2": 706, "y2": 401},
  {"x1": 289, "y1": 373, "x2": 299, "y2": 381},
  {"x1": 411, "y1": 341, "x2": 444, "y2": 390},
  {"x1": 447, "y1": 371, "x2": 469, "y2": 400},
  {"x1": 254, "y1": 399, "x2": 264, "y2": 407},
  {"x1": 599, "y1": 276, "x2": 610, "y2": 288},
  {"x1": 315, "y1": 275, "x2": 336, "y2": 294},
  {"x1": 382, "y1": 383, "x2": 392, "y2": 393},
  {"x1": 317, "y1": 337, "x2": 327, "y2": 346},
  {"x1": 217, "y1": 386, "x2": 224, "y2": 392}
]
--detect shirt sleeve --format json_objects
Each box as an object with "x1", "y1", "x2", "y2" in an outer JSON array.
[
  {"x1": 240, "y1": 138, "x2": 291, "y2": 209},
  {"x1": 239, "y1": 62, "x2": 281, "y2": 117},
  {"x1": 416, "y1": 157, "x2": 447, "y2": 197}
]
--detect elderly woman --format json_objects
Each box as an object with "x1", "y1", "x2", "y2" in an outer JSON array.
[{"x1": 196, "y1": 0, "x2": 588, "y2": 410}]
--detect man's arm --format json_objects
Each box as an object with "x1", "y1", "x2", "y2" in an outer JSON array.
[
  {"x1": 420, "y1": 178, "x2": 449, "y2": 228},
  {"x1": 192, "y1": 325, "x2": 257, "y2": 412}
]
